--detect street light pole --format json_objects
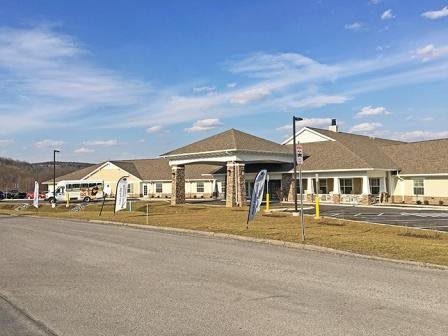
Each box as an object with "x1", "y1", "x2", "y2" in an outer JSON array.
[
  {"x1": 53, "y1": 149, "x2": 60, "y2": 207},
  {"x1": 292, "y1": 116, "x2": 303, "y2": 212}
]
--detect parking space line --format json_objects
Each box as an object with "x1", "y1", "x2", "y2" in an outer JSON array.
[
  {"x1": 377, "y1": 213, "x2": 383, "y2": 217},
  {"x1": 353, "y1": 213, "x2": 362, "y2": 217}
]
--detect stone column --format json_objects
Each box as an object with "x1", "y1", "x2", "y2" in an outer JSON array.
[
  {"x1": 306, "y1": 177, "x2": 314, "y2": 201},
  {"x1": 379, "y1": 177, "x2": 386, "y2": 193},
  {"x1": 361, "y1": 176, "x2": 372, "y2": 205},
  {"x1": 332, "y1": 177, "x2": 341, "y2": 204},
  {"x1": 226, "y1": 162, "x2": 246, "y2": 207},
  {"x1": 281, "y1": 173, "x2": 296, "y2": 202},
  {"x1": 171, "y1": 165, "x2": 185, "y2": 205}
]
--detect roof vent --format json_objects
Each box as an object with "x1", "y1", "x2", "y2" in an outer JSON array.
[{"x1": 329, "y1": 119, "x2": 339, "y2": 132}]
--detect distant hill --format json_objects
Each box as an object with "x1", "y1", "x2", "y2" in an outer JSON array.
[{"x1": 0, "y1": 157, "x2": 92, "y2": 192}]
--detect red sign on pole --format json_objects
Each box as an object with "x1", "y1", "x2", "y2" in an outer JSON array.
[{"x1": 296, "y1": 144, "x2": 303, "y2": 165}]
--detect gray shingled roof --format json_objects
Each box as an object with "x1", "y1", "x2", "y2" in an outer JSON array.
[
  {"x1": 47, "y1": 158, "x2": 223, "y2": 182},
  {"x1": 162, "y1": 128, "x2": 291, "y2": 156},
  {"x1": 112, "y1": 158, "x2": 223, "y2": 180},
  {"x1": 44, "y1": 163, "x2": 100, "y2": 183},
  {"x1": 292, "y1": 128, "x2": 401, "y2": 170},
  {"x1": 381, "y1": 139, "x2": 448, "y2": 174}
]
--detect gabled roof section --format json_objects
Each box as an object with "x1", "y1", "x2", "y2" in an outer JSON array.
[
  {"x1": 284, "y1": 128, "x2": 404, "y2": 170},
  {"x1": 43, "y1": 163, "x2": 101, "y2": 183},
  {"x1": 308, "y1": 127, "x2": 404, "y2": 146},
  {"x1": 162, "y1": 128, "x2": 290, "y2": 157},
  {"x1": 282, "y1": 127, "x2": 336, "y2": 145},
  {"x1": 381, "y1": 138, "x2": 448, "y2": 174},
  {"x1": 112, "y1": 158, "x2": 223, "y2": 180},
  {"x1": 45, "y1": 158, "x2": 224, "y2": 183}
]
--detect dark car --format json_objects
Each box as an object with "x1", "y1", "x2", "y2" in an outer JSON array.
[
  {"x1": 0, "y1": 191, "x2": 5, "y2": 200},
  {"x1": 17, "y1": 192, "x2": 27, "y2": 199},
  {"x1": 6, "y1": 190, "x2": 19, "y2": 199}
]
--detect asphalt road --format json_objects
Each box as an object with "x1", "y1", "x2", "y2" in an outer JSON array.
[
  {"x1": 1, "y1": 216, "x2": 447, "y2": 336},
  {"x1": 302, "y1": 204, "x2": 448, "y2": 231}
]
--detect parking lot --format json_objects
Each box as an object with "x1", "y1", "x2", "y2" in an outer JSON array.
[{"x1": 309, "y1": 204, "x2": 448, "y2": 232}]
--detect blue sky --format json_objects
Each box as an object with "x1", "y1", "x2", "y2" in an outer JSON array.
[{"x1": 0, "y1": 0, "x2": 447, "y2": 163}]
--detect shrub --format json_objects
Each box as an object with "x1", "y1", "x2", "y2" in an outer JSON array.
[
  {"x1": 424, "y1": 200, "x2": 429, "y2": 205},
  {"x1": 416, "y1": 200, "x2": 422, "y2": 205},
  {"x1": 439, "y1": 200, "x2": 444, "y2": 206}
]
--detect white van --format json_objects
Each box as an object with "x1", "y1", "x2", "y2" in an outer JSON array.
[{"x1": 46, "y1": 180, "x2": 104, "y2": 203}]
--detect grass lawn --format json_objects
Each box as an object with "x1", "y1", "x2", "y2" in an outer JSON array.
[{"x1": 1, "y1": 201, "x2": 448, "y2": 266}]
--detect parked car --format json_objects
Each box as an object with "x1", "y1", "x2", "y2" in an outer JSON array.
[
  {"x1": 6, "y1": 189, "x2": 19, "y2": 199},
  {"x1": 26, "y1": 191, "x2": 46, "y2": 199},
  {"x1": 0, "y1": 191, "x2": 5, "y2": 200},
  {"x1": 17, "y1": 192, "x2": 27, "y2": 199}
]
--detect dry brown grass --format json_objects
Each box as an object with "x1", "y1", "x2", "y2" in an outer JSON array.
[{"x1": 2, "y1": 201, "x2": 448, "y2": 266}]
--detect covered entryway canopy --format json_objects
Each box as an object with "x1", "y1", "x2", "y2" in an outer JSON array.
[{"x1": 160, "y1": 129, "x2": 293, "y2": 207}]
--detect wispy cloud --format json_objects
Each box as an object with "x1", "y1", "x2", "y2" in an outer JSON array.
[
  {"x1": 185, "y1": 118, "x2": 222, "y2": 132},
  {"x1": 146, "y1": 125, "x2": 162, "y2": 134},
  {"x1": 391, "y1": 130, "x2": 448, "y2": 141},
  {"x1": 422, "y1": 6, "x2": 448, "y2": 20},
  {"x1": 193, "y1": 86, "x2": 215, "y2": 94},
  {"x1": 276, "y1": 118, "x2": 334, "y2": 131},
  {"x1": 74, "y1": 147, "x2": 94, "y2": 153},
  {"x1": 230, "y1": 87, "x2": 270, "y2": 104},
  {"x1": 414, "y1": 44, "x2": 448, "y2": 62},
  {"x1": 2, "y1": 25, "x2": 448, "y2": 144},
  {"x1": 350, "y1": 122, "x2": 382, "y2": 133},
  {"x1": 0, "y1": 26, "x2": 150, "y2": 135},
  {"x1": 82, "y1": 139, "x2": 119, "y2": 146},
  {"x1": 34, "y1": 139, "x2": 64, "y2": 148},
  {"x1": 381, "y1": 9, "x2": 395, "y2": 20},
  {"x1": 356, "y1": 105, "x2": 390, "y2": 117},
  {"x1": 0, "y1": 139, "x2": 14, "y2": 146},
  {"x1": 344, "y1": 22, "x2": 366, "y2": 32},
  {"x1": 289, "y1": 95, "x2": 348, "y2": 109}
]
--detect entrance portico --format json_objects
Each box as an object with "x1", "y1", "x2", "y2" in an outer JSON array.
[{"x1": 161, "y1": 129, "x2": 293, "y2": 207}]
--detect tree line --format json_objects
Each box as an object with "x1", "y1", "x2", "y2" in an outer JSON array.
[{"x1": 0, "y1": 157, "x2": 92, "y2": 192}]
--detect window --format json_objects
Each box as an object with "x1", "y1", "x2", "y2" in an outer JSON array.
[
  {"x1": 413, "y1": 179, "x2": 424, "y2": 195},
  {"x1": 81, "y1": 183, "x2": 89, "y2": 188},
  {"x1": 196, "y1": 182, "x2": 205, "y2": 193},
  {"x1": 295, "y1": 179, "x2": 307, "y2": 194},
  {"x1": 127, "y1": 183, "x2": 133, "y2": 194},
  {"x1": 318, "y1": 180, "x2": 327, "y2": 194},
  {"x1": 143, "y1": 185, "x2": 148, "y2": 196},
  {"x1": 370, "y1": 178, "x2": 380, "y2": 195},
  {"x1": 155, "y1": 183, "x2": 163, "y2": 193},
  {"x1": 340, "y1": 179, "x2": 353, "y2": 194}
]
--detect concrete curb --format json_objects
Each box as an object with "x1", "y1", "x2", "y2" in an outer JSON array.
[{"x1": 87, "y1": 219, "x2": 448, "y2": 271}]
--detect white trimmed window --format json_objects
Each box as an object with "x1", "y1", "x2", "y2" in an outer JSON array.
[
  {"x1": 413, "y1": 179, "x2": 424, "y2": 195},
  {"x1": 340, "y1": 179, "x2": 353, "y2": 194},
  {"x1": 196, "y1": 182, "x2": 205, "y2": 193},
  {"x1": 143, "y1": 185, "x2": 148, "y2": 196},
  {"x1": 155, "y1": 183, "x2": 163, "y2": 193},
  {"x1": 127, "y1": 183, "x2": 133, "y2": 194},
  {"x1": 370, "y1": 178, "x2": 380, "y2": 195}
]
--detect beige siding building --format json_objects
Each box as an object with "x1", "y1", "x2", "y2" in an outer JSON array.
[{"x1": 48, "y1": 121, "x2": 448, "y2": 206}]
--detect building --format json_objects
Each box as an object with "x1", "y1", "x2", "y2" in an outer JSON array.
[
  {"x1": 45, "y1": 159, "x2": 224, "y2": 200},
  {"x1": 47, "y1": 121, "x2": 448, "y2": 207}
]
